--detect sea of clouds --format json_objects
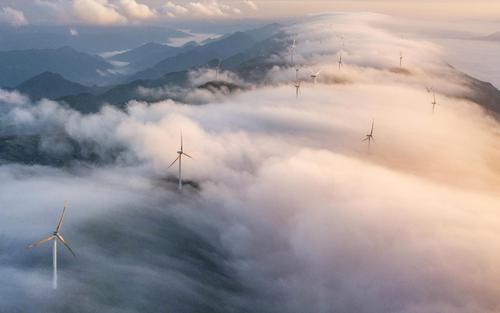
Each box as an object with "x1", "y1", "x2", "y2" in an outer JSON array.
[{"x1": 0, "y1": 12, "x2": 499, "y2": 313}]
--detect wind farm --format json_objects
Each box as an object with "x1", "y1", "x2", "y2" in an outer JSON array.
[{"x1": 0, "y1": 4, "x2": 499, "y2": 313}]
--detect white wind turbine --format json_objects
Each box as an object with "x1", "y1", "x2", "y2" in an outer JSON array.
[
  {"x1": 28, "y1": 202, "x2": 75, "y2": 290},
  {"x1": 362, "y1": 119, "x2": 375, "y2": 150},
  {"x1": 431, "y1": 89, "x2": 438, "y2": 114},
  {"x1": 310, "y1": 69, "x2": 321, "y2": 84},
  {"x1": 289, "y1": 39, "x2": 296, "y2": 65},
  {"x1": 294, "y1": 80, "x2": 301, "y2": 99},
  {"x1": 168, "y1": 131, "x2": 193, "y2": 190},
  {"x1": 215, "y1": 59, "x2": 221, "y2": 80},
  {"x1": 295, "y1": 66, "x2": 301, "y2": 81}
]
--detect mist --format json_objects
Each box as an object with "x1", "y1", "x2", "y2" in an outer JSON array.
[{"x1": 0, "y1": 13, "x2": 499, "y2": 313}]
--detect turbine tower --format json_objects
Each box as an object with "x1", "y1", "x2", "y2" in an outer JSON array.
[
  {"x1": 338, "y1": 55, "x2": 343, "y2": 70},
  {"x1": 362, "y1": 119, "x2": 375, "y2": 149},
  {"x1": 28, "y1": 202, "x2": 75, "y2": 290},
  {"x1": 400, "y1": 52, "x2": 403, "y2": 68},
  {"x1": 168, "y1": 131, "x2": 193, "y2": 190},
  {"x1": 289, "y1": 39, "x2": 296, "y2": 65},
  {"x1": 310, "y1": 70, "x2": 321, "y2": 84},
  {"x1": 215, "y1": 59, "x2": 221, "y2": 80},
  {"x1": 294, "y1": 80, "x2": 301, "y2": 99},
  {"x1": 431, "y1": 89, "x2": 438, "y2": 113}
]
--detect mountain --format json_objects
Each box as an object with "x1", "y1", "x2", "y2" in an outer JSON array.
[
  {"x1": 481, "y1": 31, "x2": 500, "y2": 41},
  {"x1": 0, "y1": 24, "x2": 189, "y2": 53},
  {"x1": 14, "y1": 72, "x2": 91, "y2": 101},
  {"x1": 126, "y1": 24, "x2": 282, "y2": 82},
  {"x1": 0, "y1": 46, "x2": 114, "y2": 87},
  {"x1": 58, "y1": 71, "x2": 191, "y2": 113},
  {"x1": 110, "y1": 41, "x2": 199, "y2": 72}
]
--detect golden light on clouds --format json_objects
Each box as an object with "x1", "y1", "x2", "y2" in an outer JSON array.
[{"x1": 249, "y1": 0, "x2": 500, "y2": 20}]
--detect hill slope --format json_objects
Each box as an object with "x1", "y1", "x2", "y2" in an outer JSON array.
[{"x1": 0, "y1": 46, "x2": 113, "y2": 87}]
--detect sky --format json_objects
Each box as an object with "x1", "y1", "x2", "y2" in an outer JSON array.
[{"x1": 0, "y1": 0, "x2": 499, "y2": 27}]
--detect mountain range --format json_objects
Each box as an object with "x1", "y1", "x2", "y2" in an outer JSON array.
[
  {"x1": 481, "y1": 31, "x2": 500, "y2": 41},
  {"x1": 109, "y1": 41, "x2": 199, "y2": 73},
  {"x1": 0, "y1": 46, "x2": 115, "y2": 88},
  {"x1": 0, "y1": 24, "x2": 189, "y2": 53}
]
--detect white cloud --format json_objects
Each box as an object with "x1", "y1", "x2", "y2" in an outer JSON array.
[
  {"x1": 0, "y1": 7, "x2": 28, "y2": 26},
  {"x1": 163, "y1": 1, "x2": 189, "y2": 18},
  {"x1": 188, "y1": 0, "x2": 226, "y2": 17},
  {"x1": 161, "y1": 0, "x2": 243, "y2": 18},
  {"x1": 243, "y1": 0, "x2": 258, "y2": 10},
  {"x1": 1, "y1": 13, "x2": 500, "y2": 312},
  {"x1": 118, "y1": 0, "x2": 156, "y2": 20},
  {"x1": 72, "y1": 0, "x2": 127, "y2": 25}
]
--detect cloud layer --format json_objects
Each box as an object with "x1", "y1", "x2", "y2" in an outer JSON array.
[{"x1": 0, "y1": 13, "x2": 499, "y2": 313}]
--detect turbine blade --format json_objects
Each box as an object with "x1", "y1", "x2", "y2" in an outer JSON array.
[
  {"x1": 182, "y1": 152, "x2": 193, "y2": 159},
  {"x1": 57, "y1": 234, "x2": 76, "y2": 257},
  {"x1": 180, "y1": 130, "x2": 183, "y2": 151},
  {"x1": 55, "y1": 201, "x2": 67, "y2": 233},
  {"x1": 371, "y1": 136, "x2": 376, "y2": 143},
  {"x1": 370, "y1": 120, "x2": 374, "y2": 135},
  {"x1": 362, "y1": 137, "x2": 369, "y2": 142},
  {"x1": 167, "y1": 156, "x2": 180, "y2": 169},
  {"x1": 27, "y1": 235, "x2": 54, "y2": 249}
]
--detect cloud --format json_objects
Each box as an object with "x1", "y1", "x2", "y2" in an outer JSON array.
[
  {"x1": 72, "y1": 0, "x2": 127, "y2": 25},
  {"x1": 118, "y1": 0, "x2": 156, "y2": 20},
  {"x1": 0, "y1": 7, "x2": 28, "y2": 26},
  {"x1": 162, "y1": 1, "x2": 189, "y2": 18},
  {"x1": 0, "y1": 89, "x2": 30, "y2": 107},
  {"x1": 1, "y1": 13, "x2": 500, "y2": 313},
  {"x1": 188, "y1": 0, "x2": 227, "y2": 17},
  {"x1": 69, "y1": 28, "x2": 79, "y2": 36},
  {"x1": 243, "y1": 0, "x2": 258, "y2": 10},
  {"x1": 162, "y1": 0, "x2": 244, "y2": 18}
]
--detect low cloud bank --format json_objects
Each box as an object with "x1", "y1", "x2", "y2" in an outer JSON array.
[{"x1": 0, "y1": 13, "x2": 499, "y2": 313}]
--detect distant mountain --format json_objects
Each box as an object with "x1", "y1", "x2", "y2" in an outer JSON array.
[
  {"x1": 57, "y1": 29, "x2": 288, "y2": 112},
  {"x1": 0, "y1": 46, "x2": 114, "y2": 87},
  {"x1": 15, "y1": 72, "x2": 90, "y2": 101},
  {"x1": 481, "y1": 31, "x2": 500, "y2": 41},
  {"x1": 58, "y1": 71, "x2": 191, "y2": 113},
  {"x1": 126, "y1": 24, "x2": 282, "y2": 82},
  {"x1": 0, "y1": 25, "x2": 189, "y2": 53},
  {"x1": 110, "y1": 41, "x2": 199, "y2": 72}
]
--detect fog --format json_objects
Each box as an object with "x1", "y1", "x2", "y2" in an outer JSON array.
[{"x1": 0, "y1": 13, "x2": 499, "y2": 313}]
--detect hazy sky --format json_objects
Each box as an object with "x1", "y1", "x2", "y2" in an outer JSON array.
[{"x1": 0, "y1": 0, "x2": 499, "y2": 27}]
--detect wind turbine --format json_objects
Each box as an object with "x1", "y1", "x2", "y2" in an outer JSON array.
[
  {"x1": 28, "y1": 202, "x2": 75, "y2": 290},
  {"x1": 294, "y1": 80, "x2": 301, "y2": 99},
  {"x1": 295, "y1": 66, "x2": 301, "y2": 81},
  {"x1": 215, "y1": 59, "x2": 221, "y2": 80},
  {"x1": 431, "y1": 89, "x2": 438, "y2": 113},
  {"x1": 337, "y1": 34, "x2": 345, "y2": 49},
  {"x1": 168, "y1": 131, "x2": 193, "y2": 190},
  {"x1": 362, "y1": 119, "x2": 375, "y2": 149},
  {"x1": 400, "y1": 52, "x2": 403, "y2": 68},
  {"x1": 310, "y1": 70, "x2": 321, "y2": 84},
  {"x1": 338, "y1": 55, "x2": 343, "y2": 70},
  {"x1": 289, "y1": 39, "x2": 296, "y2": 65}
]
